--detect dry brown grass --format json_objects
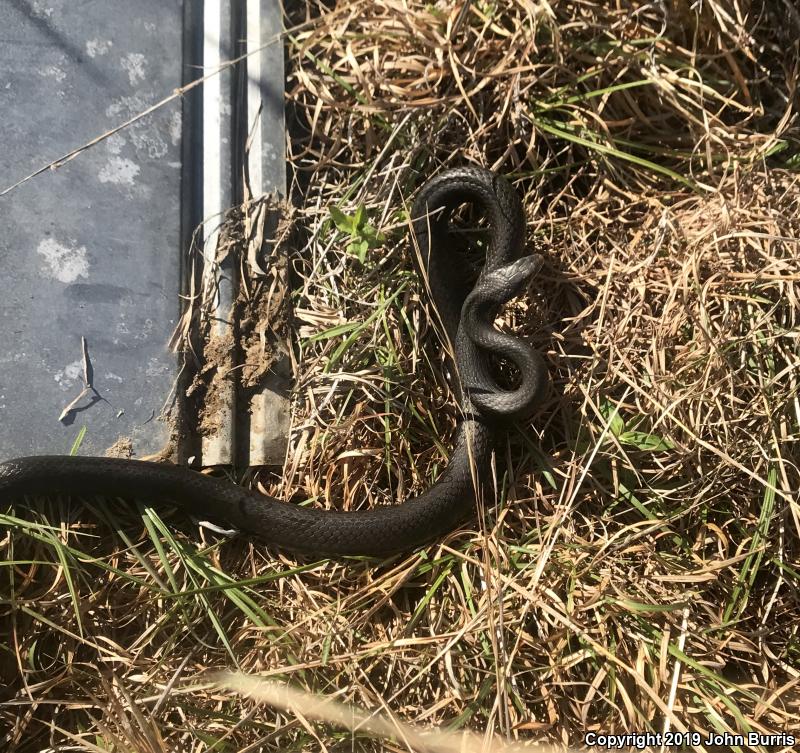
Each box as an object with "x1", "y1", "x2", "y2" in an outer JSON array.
[{"x1": 2, "y1": 1, "x2": 799, "y2": 751}]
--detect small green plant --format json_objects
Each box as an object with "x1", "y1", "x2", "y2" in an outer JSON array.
[
  {"x1": 329, "y1": 204, "x2": 385, "y2": 263},
  {"x1": 599, "y1": 399, "x2": 674, "y2": 451}
]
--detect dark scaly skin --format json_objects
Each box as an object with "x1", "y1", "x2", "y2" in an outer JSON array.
[{"x1": 0, "y1": 167, "x2": 547, "y2": 557}]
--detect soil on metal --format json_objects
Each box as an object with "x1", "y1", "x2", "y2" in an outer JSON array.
[
  {"x1": 195, "y1": 330, "x2": 236, "y2": 438},
  {"x1": 179, "y1": 195, "x2": 294, "y2": 442},
  {"x1": 104, "y1": 436, "x2": 134, "y2": 459}
]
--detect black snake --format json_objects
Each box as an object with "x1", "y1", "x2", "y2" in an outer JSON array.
[{"x1": 0, "y1": 166, "x2": 547, "y2": 556}]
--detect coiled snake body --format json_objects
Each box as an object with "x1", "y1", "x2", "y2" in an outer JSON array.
[{"x1": 0, "y1": 167, "x2": 547, "y2": 556}]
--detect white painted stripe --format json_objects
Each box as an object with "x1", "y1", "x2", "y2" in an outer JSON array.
[
  {"x1": 201, "y1": 0, "x2": 237, "y2": 466},
  {"x1": 247, "y1": 0, "x2": 263, "y2": 196},
  {"x1": 202, "y1": 0, "x2": 223, "y2": 272}
]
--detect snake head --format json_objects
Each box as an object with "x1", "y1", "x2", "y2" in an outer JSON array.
[
  {"x1": 480, "y1": 253, "x2": 544, "y2": 304},
  {"x1": 506, "y1": 253, "x2": 544, "y2": 291}
]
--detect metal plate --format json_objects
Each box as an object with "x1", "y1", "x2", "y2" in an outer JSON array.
[{"x1": 0, "y1": 0, "x2": 184, "y2": 457}]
